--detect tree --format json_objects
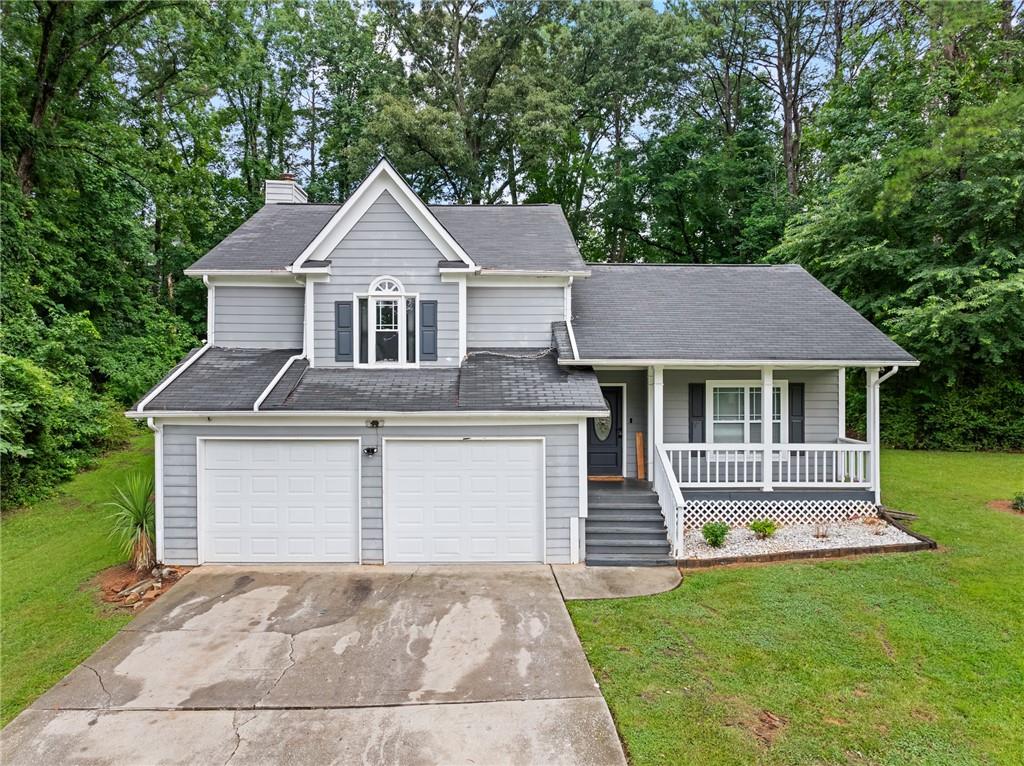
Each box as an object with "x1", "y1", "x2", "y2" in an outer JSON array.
[{"x1": 773, "y1": 1, "x2": 1024, "y2": 448}]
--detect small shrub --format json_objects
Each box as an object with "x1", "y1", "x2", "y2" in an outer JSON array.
[
  {"x1": 107, "y1": 471, "x2": 156, "y2": 572},
  {"x1": 748, "y1": 519, "x2": 778, "y2": 539},
  {"x1": 701, "y1": 522, "x2": 729, "y2": 548},
  {"x1": 1012, "y1": 491, "x2": 1024, "y2": 512}
]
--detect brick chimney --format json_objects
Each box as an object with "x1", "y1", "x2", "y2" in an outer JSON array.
[{"x1": 264, "y1": 172, "x2": 308, "y2": 204}]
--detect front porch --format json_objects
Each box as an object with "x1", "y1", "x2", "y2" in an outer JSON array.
[{"x1": 589, "y1": 365, "x2": 896, "y2": 560}]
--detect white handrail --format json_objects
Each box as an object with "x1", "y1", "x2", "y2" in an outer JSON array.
[{"x1": 653, "y1": 443, "x2": 686, "y2": 558}]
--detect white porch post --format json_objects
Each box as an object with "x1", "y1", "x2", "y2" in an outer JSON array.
[
  {"x1": 837, "y1": 368, "x2": 846, "y2": 439},
  {"x1": 761, "y1": 367, "x2": 773, "y2": 491},
  {"x1": 653, "y1": 367, "x2": 664, "y2": 462},
  {"x1": 646, "y1": 366, "x2": 655, "y2": 479},
  {"x1": 866, "y1": 367, "x2": 881, "y2": 503}
]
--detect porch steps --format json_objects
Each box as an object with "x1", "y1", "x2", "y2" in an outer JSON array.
[{"x1": 586, "y1": 480, "x2": 674, "y2": 567}]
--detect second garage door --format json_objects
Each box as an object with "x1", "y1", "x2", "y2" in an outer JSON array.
[{"x1": 384, "y1": 439, "x2": 545, "y2": 563}]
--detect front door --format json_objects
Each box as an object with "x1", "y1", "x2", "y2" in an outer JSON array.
[{"x1": 588, "y1": 386, "x2": 623, "y2": 476}]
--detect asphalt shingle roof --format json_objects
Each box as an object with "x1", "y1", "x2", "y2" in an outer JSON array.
[
  {"x1": 430, "y1": 205, "x2": 586, "y2": 272},
  {"x1": 139, "y1": 348, "x2": 606, "y2": 413},
  {"x1": 569, "y1": 264, "x2": 916, "y2": 364},
  {"x1": 187, "y1": 205, "x2": 340, "y2": 272},
  {"x1": 140, "y1": 347, "x2": 300, "y2": 411},
  {"x1": 186, "y1": 202, "x2": 586, "y2": 273},
  {"x1": 551, "y1": 321, "x2": 573, "y2": 360}
]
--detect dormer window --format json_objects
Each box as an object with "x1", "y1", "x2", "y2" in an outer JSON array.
[{"x1": 357, "y1": 277, "x2": 417, "y2": 366}]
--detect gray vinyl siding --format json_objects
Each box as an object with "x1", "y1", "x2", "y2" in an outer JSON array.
[
  {"x1": 160, "y1": 422, "x2": 580, "y2": 565},
  {"x1": 313, "y1": 191, "x2": 459, "y2": 366},
  {"x1": 594, "y1": 370, "x2": 648, "y2": 478},
  {"x1": 213, "y1": 286, "x2": 304, "y2": 349},
  {"x1": 663, "y1": 369, "x2": 840, "y2": 443},
  {"x1": 467, "y1": 286, "x2": 564, "y2": 348}
]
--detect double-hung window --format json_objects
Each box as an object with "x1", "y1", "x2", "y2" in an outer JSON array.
[
  {"x1": 706, "y1": 381, "x2": 787, "y2": 444},
  {"x1": 356, "y1": 277, "x2": 418, "y2": 366}
]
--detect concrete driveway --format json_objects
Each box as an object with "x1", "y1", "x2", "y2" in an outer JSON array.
[{"x1": 2, "y1": 566, "x2": 626, "y2": 765}]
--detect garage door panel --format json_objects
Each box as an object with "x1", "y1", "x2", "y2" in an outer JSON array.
[
  {"x1": 385, "y1": 439, "x2": 544, "y2": 563},
  {"x1": 202, "y1": 440, "x2": 359, "y2": 563}
]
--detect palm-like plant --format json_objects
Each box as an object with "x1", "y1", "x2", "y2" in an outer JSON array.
[{"x1": 107, "y1": 471, "x2": 156, "y2": 572}]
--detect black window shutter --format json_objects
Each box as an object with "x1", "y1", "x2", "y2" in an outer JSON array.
[
  {"x1": 789, "y1": 382, "x2": 805, "y2": 443},
  {"x1": 688, "y1": 383, "x2": 705, "y2": 442},
  {"x1": 420, "y1": 300, "x2": 438, "y2": 361},
  {"x1": 358, "y1": 298, "x2": 368, "y2": 364},
  {"x1": 334, "y1": 301, "x2": 353, "y2": 361}
]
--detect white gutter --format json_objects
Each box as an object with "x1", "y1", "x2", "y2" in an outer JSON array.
[
  {"x1": 126, "y1": 408, "x2": 606, "y2": 420},
  {"x1": 185, "y1": 269, "x2": 292, "y2": 276},
  {"x1": 136, "y1": 344, "x2": 212, "y2": 413},
  {"x1": 559, "y1": 357, "x2": 920, "y2": 369},
  {"x1": 252, "y1": 353, "x2": 304, "y2": 411}
]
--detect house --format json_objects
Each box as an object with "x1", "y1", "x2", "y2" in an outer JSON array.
[{"x1": 129, "y1": 160, "x2": 917, "y2": 566}]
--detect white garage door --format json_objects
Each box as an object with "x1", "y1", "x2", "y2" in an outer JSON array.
[
  {"x1": 201, "y1": 439, "x2": 360, "y2": 563},
  {"x1": 384, "y1": 439, "x2": 544, "y2": 563}
]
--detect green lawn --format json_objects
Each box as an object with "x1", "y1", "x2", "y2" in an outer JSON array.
[
  {"x1": 569, "y1": 451, "x2": 1024, "y2": 766},
  {"x1": 0, "y1": 432, "x2": 153, "y2": 726}
]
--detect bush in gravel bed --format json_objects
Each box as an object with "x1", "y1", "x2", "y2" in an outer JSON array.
[
  {"x1": 701, "y1": 522, "x2": 729, "y2": 548},
  {"x1": 748, "y1": 519, "x2": 778, "y2": 539},
  {"x1": 1012, "y1": 491, "x2": 1024, "y2": 511}
]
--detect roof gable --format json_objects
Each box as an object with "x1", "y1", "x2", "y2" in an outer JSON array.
[{"x1": 291, "y1": 159, "x2": 475, "y2": 270}]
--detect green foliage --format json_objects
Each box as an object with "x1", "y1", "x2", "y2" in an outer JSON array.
[
  {"x1": 1, "y1": 433, "x2": 152, "y2": 726},
  {"x1": 774, "y1": 3, "x2": 1024, "y2": 450},
  {"x1": 748, "y1": 519, "x2": 778, "y2": 539},
  {"x1": 105, "y1": 471, "x2": 157, "y2": 572},
  {"x1": 701, "y1": 521, "x2": 730, "y2": 548},
  {"x1": 1012, "y1": 492, "x2": 1024, "y2": 512}
]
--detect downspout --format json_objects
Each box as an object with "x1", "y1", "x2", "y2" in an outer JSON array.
[
  {"x1": 203, "y1": 275, "x2": 215, "y2": 345},
  {"x1": 147, "y1": 417, "x2": 165, "y2": 563}
]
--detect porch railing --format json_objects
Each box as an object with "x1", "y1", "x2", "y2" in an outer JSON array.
[{"x1": 662, "y1": 440, "x2": 872, "y2": 489}]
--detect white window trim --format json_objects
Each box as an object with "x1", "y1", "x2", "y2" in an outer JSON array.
[
  {"x1": 353, "y1": 276, "x2": 420, "y2": 368},
  {"x1": 705, "y1": 379, "x2": 789, "y2": 444}
]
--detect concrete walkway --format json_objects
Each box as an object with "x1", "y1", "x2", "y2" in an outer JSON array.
[
  {"x1": 2, "y1": 566, "x2": 626, "y2": 765},
  {"x1": 552, "y1": 564, "x2": 681, "y2": 600}
]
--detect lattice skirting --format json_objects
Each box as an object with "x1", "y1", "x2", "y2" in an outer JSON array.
[{"x1": 683, "y1": 498, "x2": 877, "y2": 528}]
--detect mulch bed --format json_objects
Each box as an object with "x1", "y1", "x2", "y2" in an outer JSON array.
[
  {"x1": 90, "y1": 563, "x2": 192, "y2": 612},
  {"x1": 678, "y1": 510, "x2": 937, "y2": 570},
  {"x1": 987, "y1": 500, "x2": 1024, "y2": 516}
]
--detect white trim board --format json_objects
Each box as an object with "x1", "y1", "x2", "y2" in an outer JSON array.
[
  {"x1": 194, "y1": 436, "x2": 363, "y2": 565},
  {"x1": 380, "y1": 436, "x2": 547, "y2": 564},
  {"x1": 563, "y1": 358, "x2": 918, "y2": 369},
  {"x1": 136, "y1": 344, "x2": 212, "y2": 413}
]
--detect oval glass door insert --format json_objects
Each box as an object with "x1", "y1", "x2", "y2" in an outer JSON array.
[{"x1": 594, "y1": 398, "x2": 613, "y2": 441}]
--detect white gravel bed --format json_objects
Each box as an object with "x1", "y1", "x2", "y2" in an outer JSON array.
[{"x1": 682, "y1": 518, "x2": 919, "y2": 560}]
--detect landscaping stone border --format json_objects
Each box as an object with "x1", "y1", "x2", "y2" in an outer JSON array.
[{"x1": 677, "y1": 510, "x2": 937, "y2": 570}]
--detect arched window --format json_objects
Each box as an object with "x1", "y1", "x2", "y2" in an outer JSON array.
[
  {"x1": 357, "y1": 277, "x2": 417, "y2": 365},
  {"x1": 369, "y1": 276, "x2": 404, "y2": 294}
]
